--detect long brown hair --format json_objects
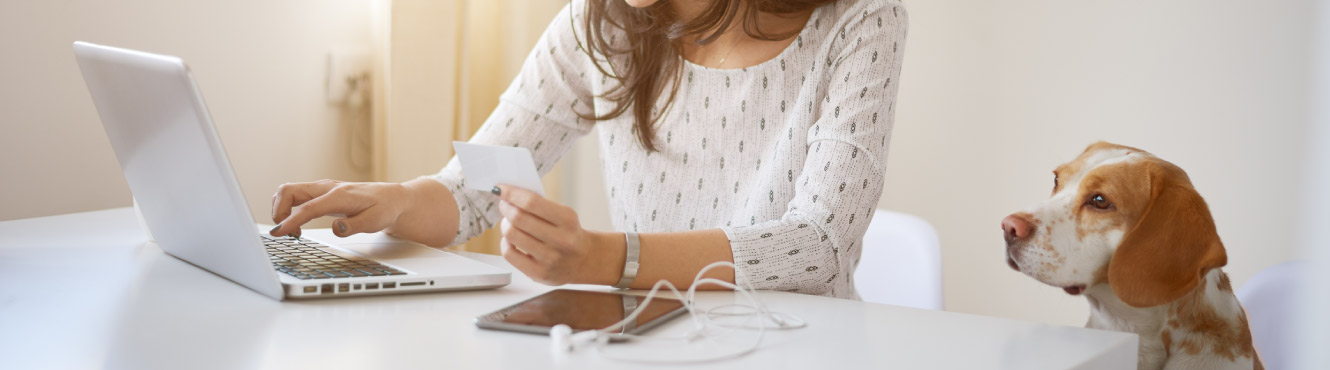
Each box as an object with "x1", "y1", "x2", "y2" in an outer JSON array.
[{"x1": 578, "y1": 0, "x2": 834, "y2": 152}]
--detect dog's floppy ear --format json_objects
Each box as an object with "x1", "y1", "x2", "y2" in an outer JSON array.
[{"x1": 1109, "y1": 161, "x2": 1227, "y2": 308}]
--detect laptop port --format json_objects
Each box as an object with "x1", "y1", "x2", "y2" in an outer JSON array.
[
  {"x1": 383, "y1": 282, "x2": 397, "y2": 289},
  {"x1": 303, "y1": 286, "x2": 316, "y2": 293},
  {"x1": 365, "y1": 283, "x2": 379, "y2": 290},
  {"x1": 354, "y1": 284, "x2": 362, "y2": 290},
  {"x1": 321, "y1": 284, "x2": 334, "y2": 294},
  {"x1": 337, "y1": 283, "x2": 349, "y2": 292},
  {"x1": 400, "y1": 281, "x2": 426, "y2": 287}
]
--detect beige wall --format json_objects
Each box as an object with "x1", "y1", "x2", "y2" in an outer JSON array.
[
  {"x1": 0, "y1": 0, "x2": 373, "y2": 223},
  {"x1": 882, "y1": 0, "x2": 1313, "y2": 325},
  {"x1": 373, "y1": 0, "x2": 567, "y2": 253},
  {"x1": 373, "y1": 0, "x2": 567, "y2": 185}
]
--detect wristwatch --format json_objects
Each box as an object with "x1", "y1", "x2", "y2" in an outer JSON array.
[{"x1": 613, "y1": 232, "x2": 640, "y2": 289}]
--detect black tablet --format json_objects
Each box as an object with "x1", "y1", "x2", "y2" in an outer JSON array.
[{"x1": 475, "y1": 289, "x2": 688, "y2": 335}]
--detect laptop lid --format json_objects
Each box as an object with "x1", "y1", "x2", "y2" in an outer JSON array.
[{"x1": 73, "y1": 41, "x2": 284, "y2": 300}]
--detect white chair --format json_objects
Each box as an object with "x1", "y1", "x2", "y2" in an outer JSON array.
[
  {"x1": 1236, "y1": 260, "x2": 1304, "y2": 370},
  {"x1": 854, "y1": 209, "x2": 943, "y2": 310}
]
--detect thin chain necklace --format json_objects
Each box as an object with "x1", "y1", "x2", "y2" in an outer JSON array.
[{"x1": 714, "y1": 31, "x2": 742, "y2": 68}]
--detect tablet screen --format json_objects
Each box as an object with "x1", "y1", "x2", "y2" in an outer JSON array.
[{"x1": 476, "y1": 289, "x2": 687, "y2": 334}]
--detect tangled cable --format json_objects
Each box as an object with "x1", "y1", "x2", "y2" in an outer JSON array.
[{"x1": 550, "y1": 261, "x2": 807, "y2": 363}]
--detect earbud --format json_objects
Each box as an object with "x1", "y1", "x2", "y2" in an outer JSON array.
[
  {"x1": 550, "y1": 324, "x2": 605, "y2": 354},
  {"x1": 550, "y1": 324, "x2": 573, "y2": 353}
]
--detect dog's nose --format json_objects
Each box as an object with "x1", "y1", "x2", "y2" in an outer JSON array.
[{"x1": 1002, "y1": 213, "x2": 1035, "y2": 244}]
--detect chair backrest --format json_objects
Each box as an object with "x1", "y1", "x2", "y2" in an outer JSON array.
[
  {"x1": 1236, "y1": 260, "x2": 1304, "y2": 370},
  {"x1": 854, "y1": 209, "x2": 943, "y2": 310}
]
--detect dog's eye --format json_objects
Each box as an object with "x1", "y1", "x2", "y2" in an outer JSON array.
[
  {"x1": 1052, "y1": 174, "x2": 1059, "y2": 191},
  {"x1": 1089, "y1": 194, "x2": 1112, "y2": 210}
]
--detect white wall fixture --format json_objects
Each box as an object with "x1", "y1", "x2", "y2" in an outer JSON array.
[{"x1": 327, "y1": 49, "x2": 372, "y2": 107}]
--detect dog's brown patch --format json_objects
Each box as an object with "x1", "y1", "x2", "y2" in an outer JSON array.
[
  {"x1": 1168, "y1": 274, "x2": 1256, "y2": 362},
  {"x1": 1217, "y1": 272, "x2": 1233, "y2": 293},
  {"x1": 1178, "y1": 337, "x2": 1204, "y2": 355},
  {"x1": 1109, "y1": 158, "x2": 1227, "y2": 308},
  {"x1": 1239, "y1": 307, "x2": 1260, "y2": 369},
  {"x1": 1053, "y1": 142, "x2": 1148, "y2": 195},
  {"x1": 1071, "y1": 161, "x2": 1151, "y2": 244},
  {"x1": 1161, "y1": 329, "x2": 1173, "y2": 355}
]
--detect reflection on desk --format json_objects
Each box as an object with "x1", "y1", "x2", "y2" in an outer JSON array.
[{"x1": 0, "y1": 208, "x2": 1137, "y2": 369}]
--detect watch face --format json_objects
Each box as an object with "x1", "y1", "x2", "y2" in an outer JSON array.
[{"x1": 477, "y1": 289, "x2": 685, "y2": 333}]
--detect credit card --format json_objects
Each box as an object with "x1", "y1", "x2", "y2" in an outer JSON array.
[{"x1": 452, "y1": 141, "x2": 546, "y2": 196}]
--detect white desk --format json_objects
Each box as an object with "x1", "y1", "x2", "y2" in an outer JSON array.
[{"x1": 0, "y1": 208, "x2": 1137, "y2": 369}]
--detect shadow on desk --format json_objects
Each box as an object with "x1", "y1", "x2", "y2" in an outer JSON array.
[
  {"x1": 96, "y1": 241, "x2": 544, "y2": 370},
  {"x1": 104, "y1": 243, "x2": 281, "y2": 369}
]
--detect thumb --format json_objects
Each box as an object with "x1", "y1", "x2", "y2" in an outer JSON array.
[
  {"x1": 331, "y1": 208, "x2": 390, "y2": 237},
  {"x1": 332, "y1": 219, "x2": 354, "y2": 237}
]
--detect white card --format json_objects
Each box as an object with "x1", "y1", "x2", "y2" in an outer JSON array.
[{"x1": 452, "y1": 141, "x2": 546, "y2": 197}]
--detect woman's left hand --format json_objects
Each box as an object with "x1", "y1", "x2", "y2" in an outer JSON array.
[{"x1": 494, "y1": 184, "x2": 608, "y2": 285}]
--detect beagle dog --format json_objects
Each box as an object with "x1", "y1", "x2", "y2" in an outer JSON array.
[{"x1": 1001, "y1": 142, "x2": 1262, "y2": 370}]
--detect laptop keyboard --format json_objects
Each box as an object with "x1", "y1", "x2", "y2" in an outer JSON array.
[{"x1": 262, "y1": 234, "x2": 407, "y2": 280}]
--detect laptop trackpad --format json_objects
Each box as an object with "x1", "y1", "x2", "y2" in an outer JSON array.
[
  {"x1": 306, "y1": 229, "x2": 413, "y2": 247},
  {"x1": 300, "y1": 229, "x2": 501, "y2": 275}
]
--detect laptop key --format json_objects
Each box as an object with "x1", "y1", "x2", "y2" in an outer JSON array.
[{"x1": 357, "y1": 268, "x2": 388, "y2": 276}]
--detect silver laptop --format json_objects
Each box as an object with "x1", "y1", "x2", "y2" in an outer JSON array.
[{"x1": 72, "y1": 41, "x2": 510, "y2": 300}]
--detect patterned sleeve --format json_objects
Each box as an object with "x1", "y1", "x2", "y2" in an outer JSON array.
[
  {"x1": 721, "y1": 1, "x2": 908, "y2": 296},
  {"x1": 431, "y1": 1, "x2": 596, "y2": 246}
]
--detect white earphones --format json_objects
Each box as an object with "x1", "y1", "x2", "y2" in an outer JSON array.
[
  {"x1": 548, "y1": 261, "x2": 806, "y2": 363},
  {"x1": 550, "y1": 324, "x2": 606, "y2": 352}
]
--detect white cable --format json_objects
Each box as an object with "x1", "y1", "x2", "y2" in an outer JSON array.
[
  {"x1": 341, "y1": 72, "x2": 372, "y2": 172},
  {"x1": 550, "y1": 261, "x2": 807, "y2": 363}
]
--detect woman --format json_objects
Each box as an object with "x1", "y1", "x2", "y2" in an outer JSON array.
[{"x1": 269, "y1": 0, "x2": 906, "y2": 299}]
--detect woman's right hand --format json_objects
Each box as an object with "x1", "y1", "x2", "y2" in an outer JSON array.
[{"x1": 268, "y1": 180, "x2": 410, "y2": 238}]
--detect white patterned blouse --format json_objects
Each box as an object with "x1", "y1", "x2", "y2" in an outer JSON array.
[{"x1": 433, "y1": 0, "x2": 908, "y2": 299}]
